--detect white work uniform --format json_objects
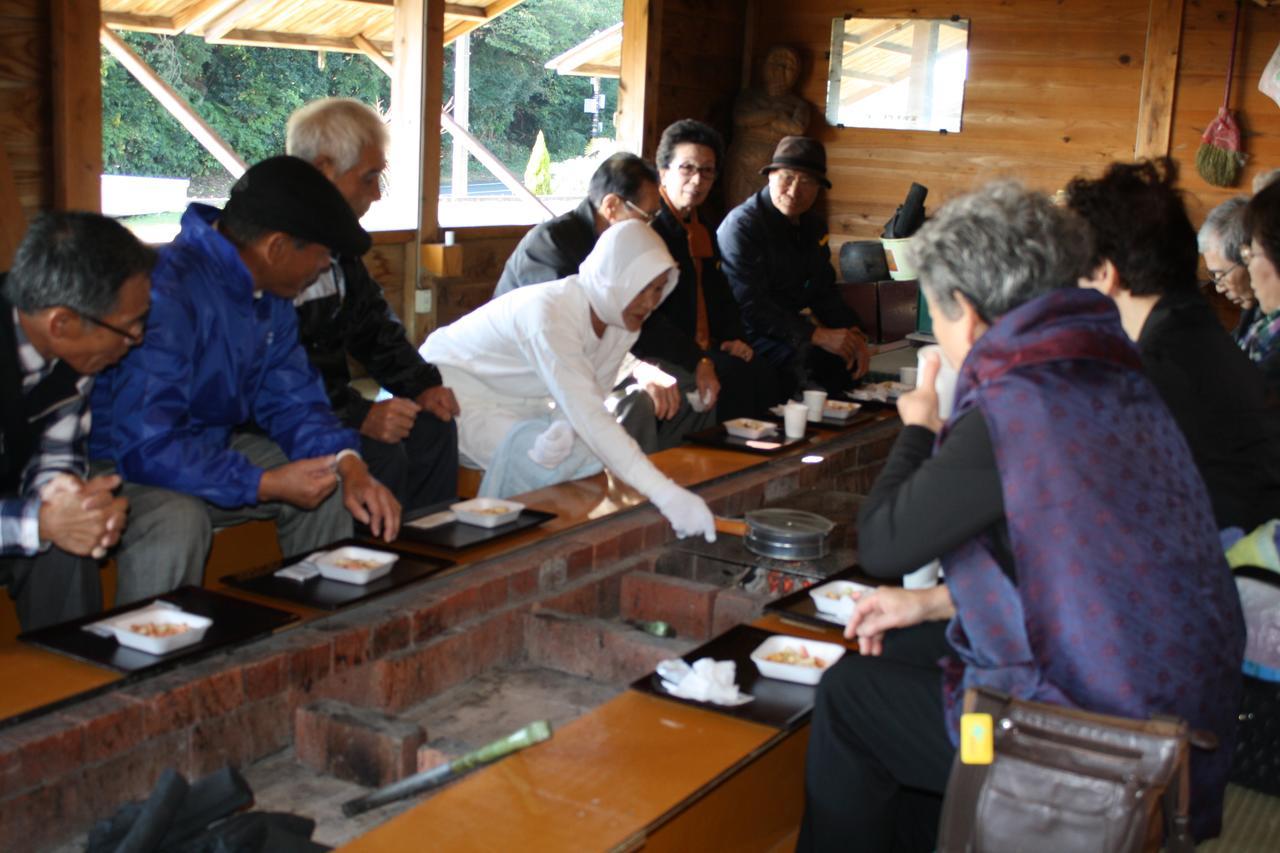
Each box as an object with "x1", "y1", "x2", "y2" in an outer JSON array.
[{"x1": 421, "y1": 221, "x2": 682, "y2": 503}]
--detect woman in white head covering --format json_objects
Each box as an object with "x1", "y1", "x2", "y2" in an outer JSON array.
[{"x1": 421, "y1": 220, "x2": 716, "y2": 541}]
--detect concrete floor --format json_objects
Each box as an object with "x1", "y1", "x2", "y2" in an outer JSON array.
[{"x1": 50, "y1": 665, "x2": 622, "y2": 851}]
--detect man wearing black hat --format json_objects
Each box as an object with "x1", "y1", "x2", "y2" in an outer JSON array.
[
  {"x1": 90, "y1": 156, "x2": 400, "y2": 604},
  {"x1": 719, "y1": 136, "x2": 870, "y2": 398}
]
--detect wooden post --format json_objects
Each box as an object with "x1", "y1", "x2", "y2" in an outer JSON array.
[
  {"x1": 1134, "y1": 0, "x2": 1186, "y2": 159},
  {"x1": 0, "y1": 146, "x2": 28, "y2": 269},
  {"x1": 452, "y1": 33, "x2": 471, "y2": 198},
  {"x1": 52, "y1": 0, "x2": 103, "y2": 211},
  {"x1": 618, "y1": 0, "x2": 662, "y2": 158}
]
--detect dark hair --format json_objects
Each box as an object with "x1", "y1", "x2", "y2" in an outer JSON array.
[
  {"x1": 1245, "y1": 180, "x2": 1280, "y2": 269},
  {"x1": 3, "y1": 212, "x2": 155, "y2": 316},
  {"x1": 655, "y1": 119, "x2": 725, "y2": 171},
  {"x1": 587, "y1": 153, "x2": 658, "y2": 208},
  {"x1": 1064, "y1": 158, "x2": 1198, "y2": 296}
]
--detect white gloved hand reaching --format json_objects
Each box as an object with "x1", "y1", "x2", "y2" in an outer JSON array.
[
  {"x1": 650, "y1": 481, "x2": 716, "y2": 542},
  {"x1": 527, "y1": 420, "x2": 575, "y2": 469}
]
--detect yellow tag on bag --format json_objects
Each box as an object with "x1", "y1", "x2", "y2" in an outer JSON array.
[{"x1": 960, "y1": 712, "x2": 994, "y2": 765}]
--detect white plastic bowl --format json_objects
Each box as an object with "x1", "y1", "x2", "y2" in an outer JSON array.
[
  {"x1": 808, "y1": 579, "x2": 876, "y2": 621},
  {"x1": 450, "y1": 497, "x2": 524, "y2": 528},
  {"x1": 97, "y1": 604, "x2": 213, "y2": 655},
  {"x1": 315, "y1": 546, "x2": 398, "y2": 585},
  {"x1": 749, "y1": 635, "x2": 847, "y2": 686},
  {"x1": 723, "y1": 418, "x2": 778, "y2": 440},
  {"x1": 823, "y1": 400, "x2": 862, "y2": 421}
]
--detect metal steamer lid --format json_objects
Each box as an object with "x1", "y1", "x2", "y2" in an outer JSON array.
[{"x1": 743, "y1": 509, "x2": 836, "y2": 560}]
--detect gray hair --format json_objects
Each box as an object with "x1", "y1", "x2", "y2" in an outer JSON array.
[
  {"x1": 1198, "y1": 195, "x2": 1249, "y2": 263},
  {"x1": 2, "y1": 212, "x2": 155, "y2": 316},
  {"x1": 909, "y1": 181, "x2": 1093, "y2": 322},
  {"x1": 286, "y1": 98, "x2": 389, "y2": 173}
]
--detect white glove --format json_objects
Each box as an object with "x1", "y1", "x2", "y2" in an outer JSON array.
[
  {"x1": 527, "y1": 420, "x2": 575, "y2": 469},
  {"x1": 650, "y1": 481, "x2": 716, "y2": 542}
]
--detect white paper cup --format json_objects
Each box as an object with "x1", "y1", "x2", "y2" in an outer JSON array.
[
  {"x1": 903, "y1": 559, "x2": 942, "y2": 589},
  {"x1": 783, "y1": 402, "x2": 809, "y2": 438},
  {"x1": 916, "y1": 345, "x2": 959, "y2": 420},
  {"x1": 802, "y1": 390, "x2": 828, "y2": 422},
  {"x1": 899, "y1": 366, "x2": 918, "y2": 388}
]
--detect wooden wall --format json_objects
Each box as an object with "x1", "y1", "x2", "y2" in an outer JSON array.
[
  {"x1": 747, "y1": 0, "x2": 1280, "y2": 250},
  {"x1": 0, "y1": 0, "x2": 53, "y2": 262}
]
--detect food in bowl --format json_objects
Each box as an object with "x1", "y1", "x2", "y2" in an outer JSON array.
[
  {"x1": 750, "y1": 634, "x2": 847, "y2": 685},
  {"x1": 451, "y1": 498, "x2": 524, "y2": 528},
  {"x1": 823, "y1": 400, "x2": 862, "y2": 420},
  {"x1": 315, "y1": 546, "x2": 399, "y2": 584},
  {"x1": 809, "y1": 579, "x2": 876, "y2": 621},
  {"x1": 331, "y1": 557, "x2": 384, "y2": 570},
  {"x1": 128, "y1": 621, "x2": 191, "y2": 638},
  {"x1": 764, "y1": 646, "x2": 828, "y2": 669},
  {"x1": 723, "y1": 417, "x2": 778, "y2": 440}
]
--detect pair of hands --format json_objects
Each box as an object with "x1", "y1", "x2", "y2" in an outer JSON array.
[
  {"x1": 38, "y1": 473, "x2": 129, "y2": 558},
  {"x1": 812, "y1": 326, "x2": 872, "y2": 379},
  {"x1": 843, "y1": 585, "x2": 956, "y2": 655},
  {"x1": 258, "y1": 453, "x2": 401, "y2": 542},
  {"x1": 359, "y1": 386, "x2": 460, "y2": 444}
]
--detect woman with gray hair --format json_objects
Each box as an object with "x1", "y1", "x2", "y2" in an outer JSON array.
[
  {"x1": 798, "y1": 181, "x2": 1244, "y2": 852},
  {"x1": 1199, "y1": 195, "x2": 1257, "y2": 343}
]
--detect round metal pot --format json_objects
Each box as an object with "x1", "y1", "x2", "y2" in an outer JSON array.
[{"x1": 715, "y1": 508, "x2": 836, "y2": 561}]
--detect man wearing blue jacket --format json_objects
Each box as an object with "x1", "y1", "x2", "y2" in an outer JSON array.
[{"x1": 91, "y1": 156, "x2": 400, "y2": 604}]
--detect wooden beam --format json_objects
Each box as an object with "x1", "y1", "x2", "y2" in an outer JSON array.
[
  {"x1": 444, "y1": 3, "x2": 488, "y2": 21},
  {"x1": 100, "y1": 26, "x2": 247, "y2": 178},
  {"x1": 353, "y1": 32, "x2": 394, "y2": 75},
  {"x1": 101, "y1": 12, "x2": 182, "y2": 35},
  {"x1": 209, "y1": 31, "x2": 392, "y2": 54},
  {"x1": 441, "y1": 113, "x2": 553, "y2": 216},
  {"x1": 0, "y1": 145, "x2": 28, "y2": 269},
  {"x1": 1134, "y1": 0, "x2": 1185, "y2": 159},
  {"x1": 52, "y1": 0, "x2": 102, "y2": 211},
  {"x1": 204, "y1": 0, "x2": 274, "y2": 41},
  {"x1": 618, "y1": 0, "x2": 661, "y2": 157},
  {"x1": 391, "y1": 0, "x2": 428, "y2": 339},
  {"x1": 174, "y1": 0, "x2": 239, "y2": 34}
]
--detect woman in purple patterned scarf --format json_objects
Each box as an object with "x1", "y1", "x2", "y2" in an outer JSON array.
[{"x1": 798, "y1": 182, "x2": 1244, "y2": 853}]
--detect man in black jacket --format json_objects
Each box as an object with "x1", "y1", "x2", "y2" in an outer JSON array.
[
  {"x1": 1, "y1": 213, "x2": 151, "y2": 629},
  {"x1": 287, "y1": 99, "x2": 458, "y2": 511}
]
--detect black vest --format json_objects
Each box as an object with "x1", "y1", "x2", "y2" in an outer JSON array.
[{"x1": 0, "y1": 291, "x2": 85, "y2": 495}]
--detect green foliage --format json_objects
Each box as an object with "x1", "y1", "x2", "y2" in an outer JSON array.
[
  {"x1": 524, "y1": 130, "x2": 553, "y2": 194},
  {"x1": 102, "y1": 32, "x2": 390, "y2": 178}
]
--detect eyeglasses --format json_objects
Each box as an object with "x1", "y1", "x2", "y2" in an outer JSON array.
[
  {"x1": 79, "y1": 311, "x2": 143, "y2": 345},
  {"x1": 624, "y1": 199, "x2": 659, "y2": 224},
  {"x1": 675, "y1": 163, "x2": 717, "y2": 180},
  {"x1": 1208, "y1": 263, "x2": 1241, "y2": 284}
]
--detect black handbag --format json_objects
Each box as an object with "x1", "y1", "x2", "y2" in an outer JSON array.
[{"x1": 937, "y1": 687, "x2": 1200, "y2": 853}]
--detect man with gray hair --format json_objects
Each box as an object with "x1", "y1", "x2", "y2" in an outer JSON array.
[
  {"x1": 287, "y1": 98, "x2": 459, "y2": 512},
  {"x1": 1, "y1": 213, "x2": 152, "y2": 628},
  {"x1": 1199, "y1": 195, "x2": 1256, "y2": 343}
]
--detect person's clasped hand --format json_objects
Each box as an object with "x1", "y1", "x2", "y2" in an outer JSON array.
[
  {"x1": 528, "y1": 420, "x2": 575, "y2": 469},
  {"x1": 651, "y1": 481, "x2": 717, "y2": 542},
  {"x1": 896, "y1": 349, "x2": 944, "y2": 432}
]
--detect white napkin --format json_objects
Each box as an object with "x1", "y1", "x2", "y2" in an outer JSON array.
[
  {"x1": 657, "y1": 657, "x2": 753, "y2": 706},
  {"x1": 686, "y1": 390, "x2": 713, "y2": 413}
]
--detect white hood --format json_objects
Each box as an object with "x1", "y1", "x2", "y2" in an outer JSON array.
[{"x1": 578, "y1": 219, "x2": 678, "y2": 328}]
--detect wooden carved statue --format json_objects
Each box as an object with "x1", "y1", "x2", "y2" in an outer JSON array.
[{"x1": 724, "y1": 46, "x2": 812, "y2": 207}]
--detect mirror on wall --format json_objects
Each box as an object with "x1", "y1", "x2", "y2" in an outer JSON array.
[{"x1": 826, "y1": 16, "x2": 970, "y2": 133}]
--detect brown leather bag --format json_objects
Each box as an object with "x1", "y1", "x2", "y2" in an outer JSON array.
[{"x1": 937, "y1": 687, "x2": 1200, "y2": 853}]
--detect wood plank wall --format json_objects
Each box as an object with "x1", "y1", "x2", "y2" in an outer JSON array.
[{"x1": 0, "y1": 0, "x2": 53, "y2": 230}]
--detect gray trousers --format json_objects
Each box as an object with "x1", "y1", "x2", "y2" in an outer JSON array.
[
  {"x1": 0, "y1": 546, "x2": 102, "y2": 631},
  {"x1": 610, "y1": 361, "x2": 717, "y2": 454},
  {"x1": 104, "y1": 432, "x2": 352, "y2": 606}
]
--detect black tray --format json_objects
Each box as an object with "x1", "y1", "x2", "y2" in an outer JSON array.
[
  {"x1": 220, "y1": 538, "x2": 454, "y2": 610},
  {"x1": 764, "y1": 566, "x2": 889, "y2": 630},
  {"x1": 806, "y1": 410, "x2": 881, "y2": 432},
  {"x1": 396, "y1": 508, "x2": 556, "y2": 550},
  {"x1": 18, "y1": 586, "x2": 298, "y2": 674},
  {"x1": 629, "y1": 624, "x2": 824, "y2": 730},
  {"x1": 685, "y1": 424, "x2": 811, "y2": 456}
]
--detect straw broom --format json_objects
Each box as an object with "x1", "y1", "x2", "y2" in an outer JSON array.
[{"x1": 1197, "y1": 1, "x2": 1246, "y2": 187}]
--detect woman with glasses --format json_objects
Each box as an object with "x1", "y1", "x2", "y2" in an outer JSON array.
[
  {"x1": 1243, "y1": 181, "x2": 1280, "y2": 392},
  {"x1": 629, "y1": 119, "x2": 783, "y2": 422},
  {"x1": 1069, "y1": 159, "x2": 1280, "y2": 531},
  {"x1": 1198, "y1": 196, "x2": 1257, "y2": 346}
]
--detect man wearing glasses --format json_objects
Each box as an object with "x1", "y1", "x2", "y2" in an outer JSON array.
[
  {"x1": 90, "y1": 157, "x2": 400, "y2": 605},
  {"x1": 1, "y1": 213, "x2": 151, "y2": 629},
  {"x1": 719, "y1": 136, "x2": 871, "y2": 399}
]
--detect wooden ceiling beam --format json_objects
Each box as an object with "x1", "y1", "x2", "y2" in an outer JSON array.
[
  {"x1": 174, "y1": 0, "x2": 240, "y2": 34},
  {"x1": 352, "y1": 33, "x2": 393, "y2": 76},
  {"x1": 204, "y1": 0, "x2": 274, "y2": 41},
  {"x1": 444, "y1": 4, "x2": 488, "y2": 21},
  {"x1": 209, "y1": 30, "x2": 393, "y2": 55},
  {"x1": 101, "y1": 12, "x2": 182, "y2": 35}
]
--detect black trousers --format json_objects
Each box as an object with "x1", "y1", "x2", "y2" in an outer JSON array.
[
  {"x1": 709, "y1": 349, "x2": 786, "y2": 421},
  {"x1": 360, "y1": 411, "x2": 459, "y2": 512},
  {"x1": 798, "y1": 622, "x2": 956, "y2": 853},
  {"x1": 1, "y1": 545, "x2": 101, "y2": 631}
]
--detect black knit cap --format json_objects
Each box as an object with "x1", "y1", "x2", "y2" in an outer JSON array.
[
  {"x1": 223, "y1": 155, "x2": 372, "y2": 256},
  {"x1": 759, "y1": 136, "x2": 832, "y2": 189}
]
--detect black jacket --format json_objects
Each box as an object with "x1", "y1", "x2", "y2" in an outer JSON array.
[
  {"x1": 492, "y1": 199, "x2": 598, "y2": 296},
  {"x1": 1138, "y1": 288, "x2": 1280, "y2": 530},
  {"x1": 717, "y1": 187, "x2": 858, "y2": 348},
  {"x1": 1, "y1": 292, "x2": 83, "y2": 495},
  {"x1": 295, "y1": 255, "x2": 440, "y2": 430},
  {"x1": 631, "y1": 201, "x2": 746, "y2": 372}
]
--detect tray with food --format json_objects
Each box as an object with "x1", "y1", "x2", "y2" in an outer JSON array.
[
  {"x1": 764, "y1": 566, "x2": 890, "y2": 630},
  {"x1": 749, "y1": 635, "x2": 847, "y2": 685},
  {"x1": 630, "y1": 624, "x2": 833, "y2": 729},
  {"x1": 221, "y1": 538, "x2": 453, "y2": 610},
  {"x1": 19, "y1": 586, "x2": 297, "y2": 674},
  {"x1": 769, "y1": 400, "x2": 873, "y2": 431},
  {"x1": 847, "y1": 380, "x2": 912, "y2": 405},
  {"x1": 684, "y1": 423, "x2": 810, "y2": 456},
  {"x1": 395, "y1": 501, "x2": 557, "y2": 550}
]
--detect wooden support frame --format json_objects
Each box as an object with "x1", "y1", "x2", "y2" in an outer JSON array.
[
  {"x1": 52, "y1": 0, "x2": 103, "y2": 211},
  {"x1": 353, "y1": 33, "x2": 394, "y2": 75},
  {"x1": 100, "y1": 26, "x2": 248, "y2": 178},
  {"x1": 1134, "y1": 0, "x2": 1186, "y2": 159},
  {"x1": 204, "y1": 0, "x2": 274, "y2": 41},
  {"x1": 618, "y1": 0, "x2": 662, "y2": 157}
]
